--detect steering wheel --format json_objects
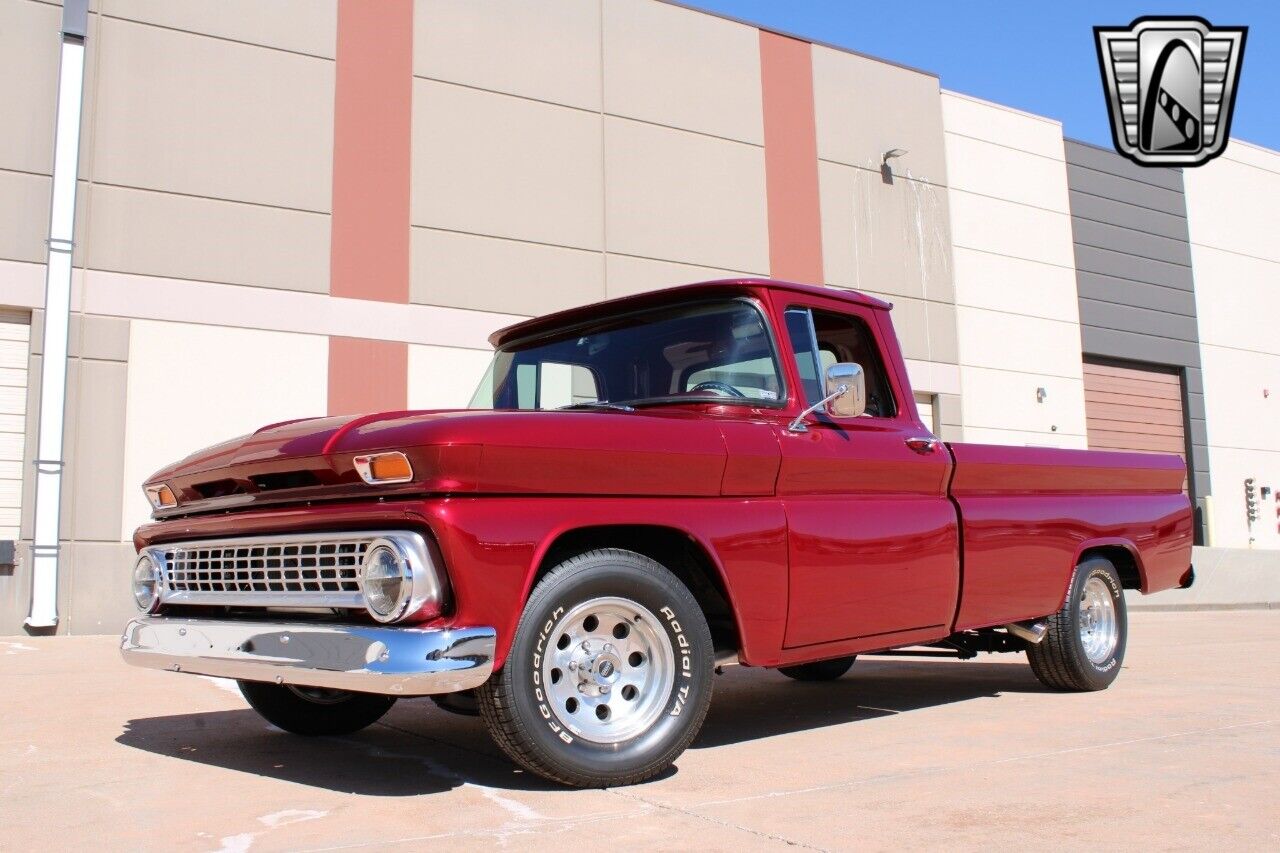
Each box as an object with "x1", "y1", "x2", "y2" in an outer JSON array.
[{"x1": 689, "y1": 381, "x2": 747, "y2": 398}]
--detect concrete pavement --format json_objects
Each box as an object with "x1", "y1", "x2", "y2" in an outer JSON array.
[{"x1": 2, "y1": 610, "x2": 1277, "y2": 851}]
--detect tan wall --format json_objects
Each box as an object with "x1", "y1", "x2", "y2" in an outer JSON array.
[
  {"x1": 405, "y1": 0, "x2": 957, "y2": 411},
  {"x1": 72, "y1": 3, "x2": 335, "y2": 294},
  {"x1": 0, "y1": 0, "x2": 344, "y2": 634},
  {"x1": 118, "y1": 321, "x2": 330, "y2": 538},
  {"x1": 942, "y1": 92, "x2": 1087, "y2": 449},
  {"x1": 0, "y1": 0, "x2": 56, "y2": 275},
  {"x1": 408, "y1": 0, "x2": 771, "y2": 319},
  {"x1": 810, "y1": 44, "x2": 958, "y2": 429},
  {"x1": 1184, "y1": 141, "x2": 1280, "y2": 549},
  {"x1": 0, "y1": 310, "x2": 131, "y2": 633},
  {"x1": 0, "y1": 0, "x2": 60, "y2": 177}
]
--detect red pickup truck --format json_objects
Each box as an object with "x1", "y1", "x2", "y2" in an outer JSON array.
[{"x1": 121, "y1": 279, "x2": 1193, "y2": 787}]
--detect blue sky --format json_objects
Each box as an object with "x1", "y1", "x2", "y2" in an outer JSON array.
[{"x1": 684, "y1": 1, "x2": 1277, "y2": 151}]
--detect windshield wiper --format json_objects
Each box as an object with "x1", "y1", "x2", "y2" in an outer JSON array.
[
  {"x1": 556, "y1": 401, "x2": 636, "y2": 413},
  {"x1": 622, "y1": 396, "x2": 741, "y2": 408}
]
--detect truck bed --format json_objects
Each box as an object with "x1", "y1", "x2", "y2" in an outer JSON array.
[{"x1": 947, "y1": 442, "x2": 1193, "y2": 631}]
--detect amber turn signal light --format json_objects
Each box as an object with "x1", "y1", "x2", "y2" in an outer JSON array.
[
  {"x1": 353, "y1": 451, "x2": 414, "y2": 485},
  {"x1": 144, "y1": 483, "x2": 177, "y2": 509}
]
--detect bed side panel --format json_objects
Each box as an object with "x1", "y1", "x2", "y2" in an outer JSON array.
[{"x1": 949, "y1": 444, "x2": 1192, "y2": 630}]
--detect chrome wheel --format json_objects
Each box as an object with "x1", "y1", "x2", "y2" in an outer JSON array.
[
  {"x1": 1078, "y1": 576, "x2": 1119, "y2": 664},
  {"x1": 541, "y1": 596, "x2": 675, "y2": 744}
]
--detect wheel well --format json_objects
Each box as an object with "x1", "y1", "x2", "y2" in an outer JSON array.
[
  {"x1": 1079, "y1": 545, "x2": 1141, "y2": 590},
  {"x1": 535, "y1": 525, "x2": 741, "y2": 654}
]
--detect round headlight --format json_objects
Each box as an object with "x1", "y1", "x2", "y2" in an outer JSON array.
[
  {"x1": 132, "y1": 555, "x2": 160, "y2": 612},
  {"x1": 361, "y1": 543, "x2": 413, "y2": 622}
]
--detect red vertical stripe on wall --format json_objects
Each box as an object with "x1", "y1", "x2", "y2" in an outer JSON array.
[
  {"x1": 328, "y1": 337, "x2": 409, "y2": 418},
  {"x1": 327, "y1": 0, "x2": 414, "y2": 415},
  {"x1": 759, "y1": 31, "x2": 824, "y2": 284}
]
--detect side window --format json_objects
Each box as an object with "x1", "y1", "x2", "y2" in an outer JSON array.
[
  {"x1": 785, "y1": 307, "x2": 897, "y2": 418},
  {"x1": 812, "y1": 310, "x2": 896, "y2": 418},
  {"x1": 783, "y1": 308, "x2": 823, "y2": 404}
]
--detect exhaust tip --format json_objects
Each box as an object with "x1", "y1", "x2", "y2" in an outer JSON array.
[{"x1": 1005, "y1": 621, "x2": 1048, "y2": 644}]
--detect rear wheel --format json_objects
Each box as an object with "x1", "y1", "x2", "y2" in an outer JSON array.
[
  {"x1": 477, "y1": 548, "x2": 714, "y2": 788},
  {"x1": 238, "y1": 681, "x2": 396, "y2": 736},
  {"x1": 1028, "y1": 557, "x2": 1127, "y2": 691},
  {"x1": 778, "y1": 655, "x2": 856, "y2": 681}
]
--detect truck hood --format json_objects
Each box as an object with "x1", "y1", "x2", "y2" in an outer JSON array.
[{"x1": 145, "y1": 408, "x2": 780, "y2": 518}]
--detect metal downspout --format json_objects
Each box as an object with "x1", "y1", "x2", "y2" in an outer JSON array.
[{"x1": 26, "y1": 0, "x2": 89, "y2": 629}]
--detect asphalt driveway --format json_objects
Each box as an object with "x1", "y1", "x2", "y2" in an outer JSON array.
[{"x1": 2, "y1": 610, "x2": 1276, "y2": 850}]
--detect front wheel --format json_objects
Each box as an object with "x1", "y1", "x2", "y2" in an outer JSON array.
[
  {"x1": 238, "y1": 681, "x2": 396, "y2": 736},
  {"x1": 1028, "y1": 557, "x2": 1127, "y2": 691},
  {"x1": 477, "y1": 548, "x2": 715, "y2": 788}
]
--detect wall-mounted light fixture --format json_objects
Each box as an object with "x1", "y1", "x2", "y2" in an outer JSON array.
[
  {"x1": 880, "y1": 148, "x2": 908, "y2": 184},
  {"x1": 1036, "y1": 387, "x2": 1048, "y2": 403}
]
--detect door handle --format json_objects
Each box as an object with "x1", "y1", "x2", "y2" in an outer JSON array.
[{"x1": 905, "y1": 436, "x2": 941, "y2": 455}]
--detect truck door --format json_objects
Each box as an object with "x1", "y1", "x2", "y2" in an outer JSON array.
[{"x1": 775, "y1": 301, "x2": 960, "y2": 648}]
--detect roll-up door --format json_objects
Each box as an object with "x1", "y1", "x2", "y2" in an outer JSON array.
[
  {"x1": 0, "y1": 311, "x2": 31, "y2": 541},
  {"x1": 1084, "y1": 359, "x2": 1188, "y2": 490}
]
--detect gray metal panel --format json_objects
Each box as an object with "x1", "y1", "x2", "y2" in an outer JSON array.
[
  {"x1": 1073, "y1": 245, "x2": 1195, "y2": 290},
  {"x1": 1064, "y1": 140, "x2": 1185, "y2": 193},
  {"x1": 1186, "y1": 390, "x2": 1206, "y2": 417},
  {"x1": 1071, "y1": 218, "x2": 1193, "y2": 267},
  {"x1": 1188, "y1": 418, "x2": 1208, "y2": 449},
  {"x1": 1078, "y1": 300, "x2": 1199, "y2": 343},
  {"x1": 1066, "y1": 165, "x2": 1186, "y2": 216},
  {"x1": 1081, "y1": 326, "x2": 1201, "y2": 368},
  {"x1": 1184, "y1": 366, "x2": 1204, "y2": 394},
  {"x1": 1192, "y1": 471, "x2": 1211, "y2": 498},
  {"x1": 1068, "y1": 191, "x2": 1190, "y2": 242},
  {"x1": 1076, "y1": 271, "x2": 1197, "y2": 317}
]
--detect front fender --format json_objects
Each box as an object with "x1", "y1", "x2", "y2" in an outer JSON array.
[{"x1": 421, "y1": 497, "x2": 788, "y2": 670}]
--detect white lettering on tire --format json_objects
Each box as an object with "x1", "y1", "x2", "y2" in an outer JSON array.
[
  {"x1": 661, "y1": 605, "x2": 692, "y2": 716},
  {"x1": 532, "y1": 606, "x2": 570, "y2": 743}
]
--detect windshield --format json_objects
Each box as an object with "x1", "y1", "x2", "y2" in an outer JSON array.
[{"x1": 469, "y1": 300, "x2": 784, "y2": 410}]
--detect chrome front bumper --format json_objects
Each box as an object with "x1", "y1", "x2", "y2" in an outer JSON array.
[{"x1": 120, "y1": 616, "x2": 495, "y2": 696}]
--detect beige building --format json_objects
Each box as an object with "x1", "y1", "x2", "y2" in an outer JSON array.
[{"x1": 1, "y1": 0, "x2": 1277, "y2": 634}]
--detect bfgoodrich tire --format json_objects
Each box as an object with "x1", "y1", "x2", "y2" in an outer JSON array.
[
  {"x1": 1028, "y1": 557, "x2": 1128, "y2": 691},
  {"x1": 778, "y1": 656, "x2": 856, "y2": 682},
  {"x1": 238, "y1": 681, "x2": 396, "y2": 736},
  {"x1": 477, "y1": 548, "x2": 714, "y2": 788}
]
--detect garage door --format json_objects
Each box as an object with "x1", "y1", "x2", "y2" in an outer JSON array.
[
  {"x1": 0, "y1": 311, "x2": 31, "y2": 541},
  {"x1": 1083, "y1": 359, "x2": 1188, "y2": 487}
]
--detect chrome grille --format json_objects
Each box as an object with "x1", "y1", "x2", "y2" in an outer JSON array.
[{"x1": 151, "y1": 533, "x2": 380, "y2": 610}]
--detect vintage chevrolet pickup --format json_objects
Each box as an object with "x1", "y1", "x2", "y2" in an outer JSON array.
[{"x1": 121, "y1": 279, "x2": 1194, "y2": 787}]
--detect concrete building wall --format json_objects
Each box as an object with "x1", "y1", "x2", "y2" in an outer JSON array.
[
  {"x1": 1183, "y1": 141, "x2": 1280, "y2": 550},
  {"x1": 942, "y1": 93, "x2": 1087, "y2": 448},
  {"x1": 1064, "y1": 140, "x2": 1210, "y2": 527},
  {"x1": 813, "y1": 45, "x2": 959, "y2": 427},
  {"x1": 405, "y1": 0, "x2": 961, "y2": 416}
]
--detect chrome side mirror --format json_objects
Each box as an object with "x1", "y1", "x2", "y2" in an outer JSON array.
[
  {"x1": 787, "y1": 362, "x2": 866, "y2": 432},
  {"x1": 824, "y1": 362, "x2": 866, "y2": 418}
]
